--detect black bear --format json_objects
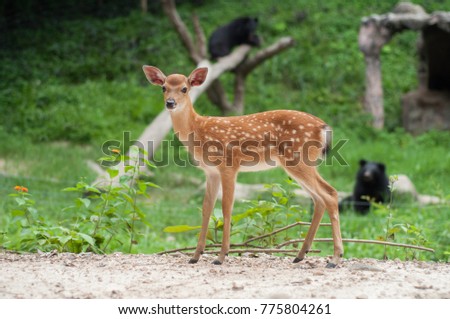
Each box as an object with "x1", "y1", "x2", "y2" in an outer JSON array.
[
  {"x1": 208, "y1": 17, "x2": 261, "y2": 59},
  {"x1": 339, "y1": 159, "x2": 391, "y2": 214}
]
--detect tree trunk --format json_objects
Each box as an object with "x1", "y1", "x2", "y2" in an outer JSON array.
[
  {"x1": 363, "y1": 55, "x2": 384, "y2": 129},
  {"x1": 358, "y1": 20, "x2": 393, "y2": 129},
  {"x1": 140, "y1": 0, "x2": 148, "y2": 13}
]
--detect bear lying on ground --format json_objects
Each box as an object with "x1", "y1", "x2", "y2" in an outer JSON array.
[
  {"x1": 208, "y1": 16, "x2": 261, "y2": 59},
  {"x1": 339, "y1": 159, "x2": 391, "y2": 214}
]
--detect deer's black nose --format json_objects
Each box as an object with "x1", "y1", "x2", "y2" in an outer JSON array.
[{"x1": 165, "y1": 98, "x2": 176, "y2": 109}]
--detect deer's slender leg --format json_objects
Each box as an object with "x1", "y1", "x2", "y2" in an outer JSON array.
[
  {"x1": 190, "y1": 171, "x2": 221, "y2": 264},
  {"x1": 213, "y1": 169, "x2": 237, "y2": 265},
  {"x1": 317, "y1": 176, "x2": 344, "y2": 267},
  {"x1": 285, "y1": 165, "x2": 342, "y2": 267}
]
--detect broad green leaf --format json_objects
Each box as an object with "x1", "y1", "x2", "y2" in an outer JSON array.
[
  {"x1": 77, "y1": 198, "x2": 91, "y2": 209},
  {"x1": 27, "y1": 207, "x2": 37, "y2": 215},
  {"x1": 107, "y1": 168, "x2": 119, "y2": 179},
  {"x1": 137, "y1": 182, "x2": 147, "y2": 193},
  {"x1": 15, "y1": 197, "x2": 26, "y2": 206},
  {"x1": 144, "y1": 181, "x2": 160, "y2": 189},
  {"x1": 272, "y1": 192, "x2": 283, "y2": 198},
  {"x1": 11, "y1": 209, "x2": 25, "y2": 216},
  {"x1": 163, "y1": 225, "x2": 201, "y2": 233},
  {"x1": 58, "y1": 236, "x2": 72, "y2": 245},
  {"x1": 144, "y1": 158, "x2": 156, "y2": 168},
  {"x1": 206, "y1": 230, "x2": 214, "y2": 242},
  {"x1": 78, "y1": 233, "x2": 96, "y2": 246},
  {"x1": 215, "y1": 219, "x2": 224, "y2": 229},
  {"x1": 120, "y1": 192, "x2": 135, "y2": 205},
  {"x1": 98, "y1": 155, "x2": 118, "y2": 162},
  {"x1": 85, "y1": 186, "x2": 101, "y2": 194},
  {"x1": 232, "y1": 211, "x2": 252, "y2": 224},
  {"x1": 119, "y1": 174, "x2": 132, "y2": 184},
  {"x1": 124, "y1": 165, "x2": 135, "y2": 173}
]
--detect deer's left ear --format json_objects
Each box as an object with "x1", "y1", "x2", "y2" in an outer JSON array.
[
  {"x1": 188, "y1": 67, "x2": 208, "y2": 87},
  {"x1": 143, "y1": 66, "x2": 166, "y2": 86}
]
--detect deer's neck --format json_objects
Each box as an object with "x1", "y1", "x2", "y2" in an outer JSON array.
[{"x1": 170, "y1": 102, "x2": 200, "y2": 143}]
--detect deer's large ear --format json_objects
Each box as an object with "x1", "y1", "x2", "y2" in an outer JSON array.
[
  {"x1": 188, "y1": 67, "x2": 208, "y2": 87},
  {"x1": 143, "y1": 66, "x2": 166, "y2": 86}
]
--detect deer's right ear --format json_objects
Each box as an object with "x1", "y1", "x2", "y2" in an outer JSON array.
[{"x1": 143, "y1": 66, "x2": 166, "y2": 86}]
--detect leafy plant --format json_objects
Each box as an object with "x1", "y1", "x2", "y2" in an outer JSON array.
[
  {"x1": 4, "y1": 186, "x2": 96, "y2": 252},
  {"x1": 3, "y1": 146, "x2": 158, "y2": 253},
  {"x1": 373, "y1": 175, "x2": 431, "y2": 260},
  {"x1": 63, "y1": 146, "x2": 158, "y2": 253},
  {"x1": 164, "y1": 180, "x2": 310, "y2": 248}
]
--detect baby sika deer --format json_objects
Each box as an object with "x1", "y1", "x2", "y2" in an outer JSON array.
[{"x1": 143, "y1": 66, "x2": 343, "y2": 268}]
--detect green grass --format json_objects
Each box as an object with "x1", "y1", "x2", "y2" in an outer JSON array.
[{"x1": 1, "y1": 0, "x2": 449, "y2": 261}]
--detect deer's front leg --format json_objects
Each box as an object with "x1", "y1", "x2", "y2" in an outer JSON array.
[
  {"x1": 213, "y1": 170, "x2": 237, "y2": 265},
  {"x1": 189, "y1": 171, "x2": 220, "y2": 264}
]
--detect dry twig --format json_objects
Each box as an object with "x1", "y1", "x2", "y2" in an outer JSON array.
[{"x1": 158, "y1": 221, "x2": 434, "y2": 257}]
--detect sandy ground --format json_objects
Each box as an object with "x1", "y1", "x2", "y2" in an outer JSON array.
[{"x1": 0, "y1": 251, "x2": 448, "y2": 299}]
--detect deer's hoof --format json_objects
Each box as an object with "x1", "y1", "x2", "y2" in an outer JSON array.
[
  {"x1": 293, "y1": 257, "x2": 304, "y2": 263},
  {"x1": 325, "y1": 262, "x2": 337, "y2": 269},
  {"x1": 188, "y1": 258, "x2": 199, "y2": 264},
  {"x1": 212, "y1": 260, "x2": 222, "y2": 265}
]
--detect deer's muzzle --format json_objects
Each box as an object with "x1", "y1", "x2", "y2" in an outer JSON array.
[{"x1": 165, "y1": 98, "x2": 176, "y2": 109}]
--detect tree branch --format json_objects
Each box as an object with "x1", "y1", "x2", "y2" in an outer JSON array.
[
  {"x1": 229, "y1": 36, "x2": 296, "y2": 114},
  {"x1": 201, "y1": 248, "x2": 321, "y2": 255},
  {"x1": 206, "y1": 79, "x2": 234, "y2": 113},
  {"x1": 157, "y1": 245, "x2": 321, "y2": 256},
  {"x1": 157, "y1": 237, "x2": 434, "y2": 257},
  {"x1": 192, "y1": 13, "x2": 207, "y2": 59},
  {"x1": 237, "y1": 36, "x2": 296, "y2": 76},
  {"x1": 277, "y1": 238, "x2": 435, "y2": 253},
  {"x1": 243, "y1": 221, "x2": 331, "y2": 246},
  {"x1": 188, "y1": 45, "x2": 252, "y2": 102},
  {"x1": 161, "y1": 0, "x2": 201, "y2": 64}
]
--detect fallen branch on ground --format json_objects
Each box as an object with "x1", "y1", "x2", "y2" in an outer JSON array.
[
  {"x1": 157, "y1": 221, "x2": 434, "y2": 257},
  {"x1": 277, "y1": 238, "x2": 435, "y2": 253}
]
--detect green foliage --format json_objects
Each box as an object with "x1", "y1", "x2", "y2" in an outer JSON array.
[
  {"x1": 0, "y1": 11, "x2": 169, "y2": 142},
  {"x1": 2, "y1": 147, "x2": 158, "y2": 253},
  {"x1": 1, "y1": 79, "x2": 160, "y2": 143},
  {"x1": 165, "y1": 181, "x2": 310, "y2": 247},
  {"x1": 368, "y1": 176, "x2": 431, "y2": 260},
  {"x1": 164, "y1": 179, "x2": 446, "y2": 261},
  {"x1": 0, "y1": 1, "x2": 449, "y2": 260},
  {"x1": 233, "y1": 181, "x2": 309, "y2": 245}
]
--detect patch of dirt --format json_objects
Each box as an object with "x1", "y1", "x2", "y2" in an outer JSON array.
[{"x1": 0, "y1": 251, "x2": 448, "y2": 299}]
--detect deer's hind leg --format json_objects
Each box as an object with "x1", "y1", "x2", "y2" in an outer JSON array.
[{"x1": 284, "y1": 165, "x2": 343, "y2": 268}]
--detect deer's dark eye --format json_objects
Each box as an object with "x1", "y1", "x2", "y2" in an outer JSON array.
[
  {"x1": 162, "y1": 86, "x2": 166, "y2": 92},
  {"x1": 181, "y1": 87, "x2": 187, "y2": 93}
]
